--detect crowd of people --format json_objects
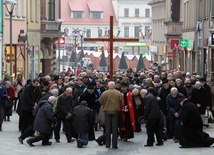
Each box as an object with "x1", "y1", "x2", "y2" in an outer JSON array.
[{"x1": 0, "y1": 67, "x2": 214, "y2": 149}]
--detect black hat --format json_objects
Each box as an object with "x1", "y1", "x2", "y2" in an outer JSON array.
[
  {"x1": 199, "y1": 78, "x2": 206, "y2": 82},
  {"x1": 87, "y1": 83, "x2": 94, "y2": 89},
  {"x1": 162, "y1": 78, "x2": 168, "y2": 84},
  {"x1": 121, "y1": 82, "x2": 128, "y2": 87}
]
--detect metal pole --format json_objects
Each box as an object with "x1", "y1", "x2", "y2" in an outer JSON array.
[
  {"x1": 74, "y1": 36, "x2": 77, "y2": 76},
  {"x1": 58, "y1": 29, "x2": 60, "y2": 74},
  {"x1": 9, "y1": 13, "x2": 13, "y2": 83}
]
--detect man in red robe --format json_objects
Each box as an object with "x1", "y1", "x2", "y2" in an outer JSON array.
[{"x1": 119, "y1": 82, "x2": 136, "y2": 141}]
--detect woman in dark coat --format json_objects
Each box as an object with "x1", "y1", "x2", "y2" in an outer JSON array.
[
  {"x1": 26, "y1": 96, "x2": 57, "y2": 146},
  {"x1": 179, "y1": 99, "x2": 214, "y2": 148},
  {"x1": 73, "y1": 100, "x2": 91, "y2": 148}
]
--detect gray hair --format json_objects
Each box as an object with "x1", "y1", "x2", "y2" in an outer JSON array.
[
  {"x1": 48, "y1": 96, "x2": 56, "y2": 102},
  {"x1": 132, "y1": 88, "x2": 139, "y2": 96},
  {"x1": 51, "y1": 89, "x2": 59, "y2": 94},
  {"x1": 108, "y1": 81, "x2": 115, "y2": 88},
  {"x1": 140, "y1": 89, "x2": 148, "y2": 94},
  {"x1": 170, "y1": 87, "x2": 178, "y2": 93}
]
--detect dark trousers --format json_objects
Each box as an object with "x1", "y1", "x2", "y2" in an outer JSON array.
[
  {"x1": 21, "y1": 110, "x2": 34, "y2": 134},
  {"x1": 20, "y1": 116, "x2": 35, "y2": 140},
  {"x1": 146, "y1": 118, "x2": 163, "y2": 146},
  {"x1": 53, "y1": 118, "x2": 61, "y2": 141},
  {"x1": 28, "y1": 132, "x2": 50, "y2": 144},
  {"x1": 105, "y1": 113, "x2": 118, "y2": 148},
  {"x1": 169, "y1": 118, "x2": 181, "y2": 140},
  {"x1": 62, "y1": 119, "x2": 72, "y2": 142}
]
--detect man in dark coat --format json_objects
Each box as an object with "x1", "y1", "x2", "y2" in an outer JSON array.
[
  {"x1": 79, "y1": 83, "x2": 98, "y2": 141},
  {"x1": 166, "y1": 87, "x2": 184, "y2": 143},
  {"x1": 26, "y1": 96, "x2": 57, "y2": 146},
  {"x1": 73, "y1": 100, "x2": 91, "y2": 148},
  {"x1": 21, "y1": 79, "x2": 40, "y2": 134},
  {"x1": 179, "y1": 99, "x2": 214, "y2": 148},
  {"x1": 157, "y1": 78, "x2": 172, "y2": 138},
  {"x1": 144, "y1": 87, "x2": 163, "y2": 147},
  {"x1": 55, "y1": 87, "x2": 76, "y2": 143},
  {"x1": 190, "y1": 81, "x2": 208, "y2": 126}
]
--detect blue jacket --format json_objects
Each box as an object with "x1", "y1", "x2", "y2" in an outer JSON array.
[
  {"x1": 0, "y1": 85, "x2": 7, "y2": 107},
  {"x1": 33, "y1": 101, "x2": 56, "y2": 134}
]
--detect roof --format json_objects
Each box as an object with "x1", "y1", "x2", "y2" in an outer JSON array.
[
  {"x1": 68, "y1": 0, "x2": 84, "y2": 11},
  {"x1": 87, "y1": 0, "x2": 103, "y2": 12},
  {"x1": 61, "y1": 0, "x2": 118, "y2": 25}
]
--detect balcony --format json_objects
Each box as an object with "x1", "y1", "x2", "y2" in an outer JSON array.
[{"x1": 164, "y1": 21, "x2": 183, "y2": 38}]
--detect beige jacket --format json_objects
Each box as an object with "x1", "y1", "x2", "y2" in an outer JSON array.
[{"x1": 99, "y1": 88, "x2": 124, "y2": 114}]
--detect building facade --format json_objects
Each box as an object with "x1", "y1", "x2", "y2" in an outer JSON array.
[
  {"x1": 112, "y1": 0, "x2": 152, "y2": 55},
  {"x1": 3, "y1": 0, "x2": 27, "y2": 81}
]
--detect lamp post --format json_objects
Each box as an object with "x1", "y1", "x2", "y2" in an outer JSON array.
[
  {"x1": 71, "y1": 28, "x2": 85, "y2": 76},
  {"x1": 55, "y1": 19, "x2": 63, "y2": 74},
  {"x1": 4, "y1": 0, "x2": 17, "y2": 83}
]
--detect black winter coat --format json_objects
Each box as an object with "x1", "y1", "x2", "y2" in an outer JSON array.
[
  {"x1": 144, "y1": 93, "x2": 162, "y2": 120},
  {"x1": 180, "y1": 100, "x2": 214, "y2": 148},
  {"x1": 22, "y1": 84, "x2": 40, "y2": 112},
  {"x1": 33, "y1": 101, "x2": 56, "y2": 134},
  {"x1": 73, "y1": 101, "x2": 91, "y2": 134},
  {"x1": 190, "y1": 87, "x2": 207, "y2": 114},
  {"x1": 55, "y1": 93, "x2": 74, "y2": 119}
]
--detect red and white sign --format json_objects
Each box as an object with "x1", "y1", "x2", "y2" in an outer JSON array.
[
  {"x1": 167, "y1": 52, "x2": 176, "y2": 58},
  {"x1": 170, "y1": 40, "x2": 179, "y2": 50},
  {"x1": 55, "y1": 37, "x2": 65, "y2": 44}
]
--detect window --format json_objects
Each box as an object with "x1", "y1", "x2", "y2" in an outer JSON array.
[
  {"x1": 48, "y1": 0, "x2": 55, "y2": 21},
  {"x1": 124, "y1": 26, "x2": 129, "y2": 37},
  {"x1": 145, "y1": 8, "x2": 150, "y2": 17},
  {"x1": 98, "y1": 29, "x2": 102, "y2": 37},
  {"x1": 86, "y1": 29, "x2": 91, "y2": 38},
  {"x1": 73, "y1": 12, "x2": 83, "y2": 18},
  {"x1": 134, "y1": 26, "x2": 140, "y2": 38},
  {"x1": 124, "y1": 8, "x2": 129, "y2": 17},
  {"x1": 91, "y1": 12, "x2": 102, "y2": 19},
  {"x1": 135, "y1": 9, "x2": 139, "y2": 17}
]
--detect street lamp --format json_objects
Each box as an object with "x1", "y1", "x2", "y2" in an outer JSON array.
[
  {"x1": 4, "y1": 0, "x2": 17, "y2": 83},
  {"x1": 71, "y1": 28, "x2": 85, "y2": 76},
  {"x1": 55, "y1": 18, "x2": 64, "y2": 74}
]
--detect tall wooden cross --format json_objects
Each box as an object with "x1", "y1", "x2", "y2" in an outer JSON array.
[{"x1": 84, "y1": 16, "x2": 139, "y2": 80}]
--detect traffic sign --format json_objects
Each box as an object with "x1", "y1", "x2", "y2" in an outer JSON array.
[
  {"x1": 55, "y1": 37, "x2": 65, "y2": 44},
  {"x1": 179, "y1": 39, "x2": 190, "y2": 47}
]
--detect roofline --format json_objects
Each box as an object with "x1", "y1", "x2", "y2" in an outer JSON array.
[{"x1": 148, "y1": 0, "x2": 166, "y2": 5}]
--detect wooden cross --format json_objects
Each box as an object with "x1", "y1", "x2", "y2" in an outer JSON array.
[{"x1": 84, "y1": 16, "x2": 139, "y2": 81}]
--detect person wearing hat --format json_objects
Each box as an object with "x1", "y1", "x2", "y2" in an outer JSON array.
[
  {"x1": 118, "y1": 82, "x2": 136, "y2": 141},
  {"x1": 190, "y1": 81, "x2": 209, "y2": 127},
  {"x1": 79, "y1": 83, "x2": 97, "y2": 141},
  {"x1": 157, "y1": 77, "x2": 172, "y2": 139},
  {"x1": 184, "y1": 79, "x2": 194, "y2": 100}
]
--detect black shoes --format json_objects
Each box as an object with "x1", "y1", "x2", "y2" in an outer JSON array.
[
  {"x1": 55, "y1": 140, "x2": 60, "y2": 143},
  {"x1": 112, "y1": 146, "x2": 118, "y2": 149},
  {"x1": 156, "y1": 143, "x2": 164, "y2": 146},
  {"x1": 77, "y1": 139, "x2": 83, "y2": 148},
  {"x1": 144, "y1": 145, "x2": 153, "y2": 147},
  {"x1": 42, "y1": 142, "x2": 52, "y2": 146},
  {"x1": 95, "y1": 139, "x2": 103, "y2": 146},
  {"x1": 68, "y1": 139, "x2": 75, "y2": 143},
  {"x1": 26, "y1": 140, "x2": 35, "y2": 147},
  {"x1": 18, "y1": 137, "x2": 23, "y2": 144}
]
